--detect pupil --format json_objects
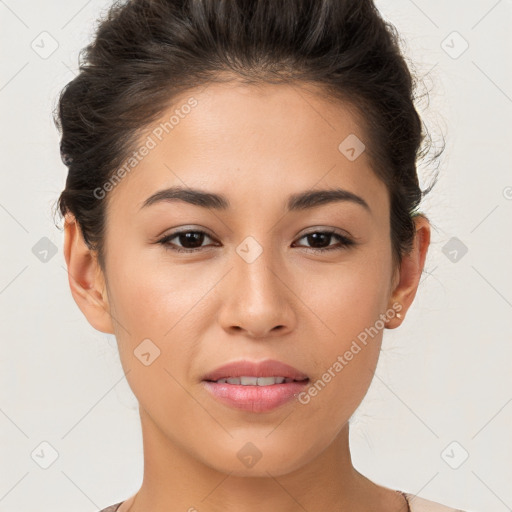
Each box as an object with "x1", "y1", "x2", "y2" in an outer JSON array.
[
  {"x1": 308, "y1": 233, "x2": 329, "y2": 248},
  {"x1": 180, "y1": 232, "x2": 204, "y2": 248}
]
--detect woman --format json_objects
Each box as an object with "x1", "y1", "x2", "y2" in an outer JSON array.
[{"x1": 54, "y1": 0, "x2": 467, "y2": 510}]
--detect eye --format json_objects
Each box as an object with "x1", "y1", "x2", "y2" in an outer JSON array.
[
  {"x1": 157, "y1": 229, "x2": 355, "y2": 254},
  {"x1": 157, "y1": 230, "x2": 218, "y2": 253},
  {"x1": 293, "y1": 230, "x2": 355, "y2": 252}
]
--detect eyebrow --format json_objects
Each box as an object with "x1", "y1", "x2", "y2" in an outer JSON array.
[{"x1": 139, "y1": 186, "x2": 371, "y2": 213}]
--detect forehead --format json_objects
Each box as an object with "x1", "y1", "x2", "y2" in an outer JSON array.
[{"x1": 105, "y1": 81, "x2": 388, "y2": 217}]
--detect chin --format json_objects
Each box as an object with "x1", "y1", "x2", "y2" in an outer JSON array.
[{"x1": 196, "y1": 437, "x2": 315, "y2": 478}]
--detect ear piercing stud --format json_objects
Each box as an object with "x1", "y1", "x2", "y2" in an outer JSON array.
[{"x1": 396, "y1": 312, "x2": 403, "y2": 319}]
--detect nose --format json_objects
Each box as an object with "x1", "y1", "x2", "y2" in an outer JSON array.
[{"x1": 216, "y1": 245, "x2": 296, "y2": 339}]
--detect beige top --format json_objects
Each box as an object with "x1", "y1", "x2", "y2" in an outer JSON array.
[
  {"x1": 99, "y1": 491, "x2": 468, "y2": 511},
  {"x1": 406, "y1": 493, "x2": 466, "y2": 511}
]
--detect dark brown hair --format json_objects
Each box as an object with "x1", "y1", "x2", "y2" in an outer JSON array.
[{"x1": 53, "y1": 0, "x2": 443, "y2": 272}]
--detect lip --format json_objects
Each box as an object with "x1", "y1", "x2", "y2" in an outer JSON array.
[
  {"x1": 202, "y1": 380, "x2": 309, "y2": 412},
  {"x1": 201, "y1": 359, "x2": 309, "y2": 413},
  {"x1": 202, "y1": 359, "x2": 309, "y2": 381}
]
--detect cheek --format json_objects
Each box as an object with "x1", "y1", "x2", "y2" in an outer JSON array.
[
  {"x1": 106, "y1": 267, "x2": 201, "y2": 420},
  {"x1": 106, "y1": 249, "x2": 208, "y2": 338},
  {"x1": 302, "y1": 250, "x2": 392, "y2": 335},
  {"x1": 297, "y1": 300, "x2": 383, "y2": 428},
  {"x1": 105, "y1": 250, "x2": 213, "y2": 387},
  {"x1": 296, "y1": 249, "x2": 391, "y2": 410}
]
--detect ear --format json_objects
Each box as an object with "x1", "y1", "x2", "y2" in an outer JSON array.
[
  {"x1": 63, "y1": 213, "x2": 115, "y2": 334},
  {"x1": 386, "y1": 214, "x2": 431, "y2": 329}
]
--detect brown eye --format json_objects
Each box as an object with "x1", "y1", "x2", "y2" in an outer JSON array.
[
  {"x1": 294, "y1": 231, "x2": 355, "y2": 252},
  {"x1": 158, "y1": 230, "x2": 216, "y2": 253},
  {"x1": 157, "y1": 229, "x2": 355, "y2": 254}
]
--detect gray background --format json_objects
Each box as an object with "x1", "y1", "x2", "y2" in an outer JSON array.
[{"x1": 1, "y1": 0, "x2": 511, "y2": 511}]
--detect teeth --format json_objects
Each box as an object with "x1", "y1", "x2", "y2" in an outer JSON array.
[{"x1": 214, "y1": 376, "x2": 296, "y2": 385}]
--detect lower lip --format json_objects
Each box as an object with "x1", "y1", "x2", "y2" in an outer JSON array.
[{"x1": 202, "y1": 380, "x2": 309, "y2": 412}]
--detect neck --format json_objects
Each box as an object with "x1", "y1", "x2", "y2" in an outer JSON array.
[{"x1": 121, "y1": 408, "x2": 406, "y2": 512}]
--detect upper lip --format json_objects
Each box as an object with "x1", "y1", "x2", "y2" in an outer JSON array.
[{"x1": 202, "y1": 359, "x2": 309, "y2": 381}]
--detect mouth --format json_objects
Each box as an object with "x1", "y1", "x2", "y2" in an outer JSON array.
[
  {"x1": 204, "y1": 376, "x2": 309, "y2": 385},
  {"x1": 201, "y1": 359, "x2": 310, "y2": 412},
  {"x1": 201, "y1": 358, "x2": 309, "y2": 382},
  {"x1": 202, "y1": 378, "x2": 310, "y2": 413}
]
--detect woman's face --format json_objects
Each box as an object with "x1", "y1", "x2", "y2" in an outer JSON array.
[{"x1": 90, "y1": 81, "x2": 407, "y2": 476}]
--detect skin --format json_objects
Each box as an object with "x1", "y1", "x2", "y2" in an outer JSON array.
[{"x1": 63, "y1": 80, "x2": 430, "y2": 512}]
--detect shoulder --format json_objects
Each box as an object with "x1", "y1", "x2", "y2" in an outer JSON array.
[
  {"x1": 97, "y1": 502, "x2": 123, "y2": 512},
  {"x1": 98, "y1": 494, "x2": 471, "y2": 512},
  {"x1": 404, "y1": 492, "x2": 468, "y2": 512}
]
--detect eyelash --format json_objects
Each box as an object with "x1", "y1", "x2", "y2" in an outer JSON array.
[{"x1": 157, "y1": 229, "x2": 355, "y2": 254}]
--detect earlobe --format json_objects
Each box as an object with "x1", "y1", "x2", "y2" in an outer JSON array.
[
  {"x1": 63, "y1": 214, "x2": 115, "y2": 334},
  {"x1": 386, "y1": 215, "x2": 431, "y2": 329}
]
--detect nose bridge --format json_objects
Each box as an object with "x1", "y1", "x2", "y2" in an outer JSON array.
[
  {"x1": 217, "y1": 234, "x2": 294, "y2": 337},
  {"x1": 237, "y1": 238, "x2": 279, "y2": 297}
]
